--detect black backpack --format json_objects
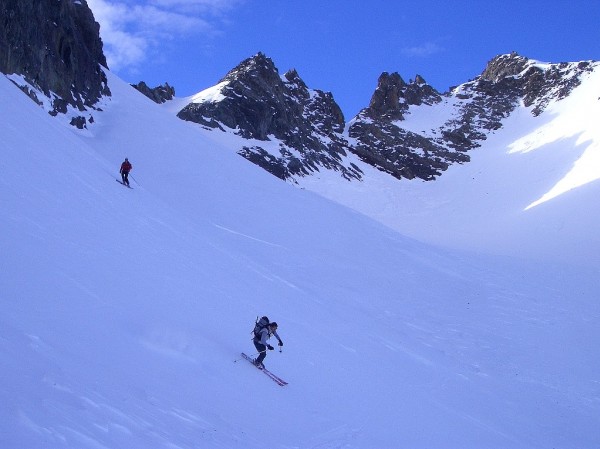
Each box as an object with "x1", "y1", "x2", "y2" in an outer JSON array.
[{"x1": 252, "y1": 316, "x2": 269, "y2": 340}]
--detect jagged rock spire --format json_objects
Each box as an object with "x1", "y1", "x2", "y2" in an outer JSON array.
[{"x1": 367, "y1": 72, "x2": 407, "y2": 119}]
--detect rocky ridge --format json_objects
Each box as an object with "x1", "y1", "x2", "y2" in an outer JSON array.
[
  {"x1": 0, "y1": 0, "x2": 110, "y2": 128},
  {"x1": 175, "y1": 52, "x2": 596, "y2": 183},
  {"x1": 348, "y1": 52, "x2": 596, "y2": 180}
]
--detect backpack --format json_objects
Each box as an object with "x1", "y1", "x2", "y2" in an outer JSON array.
[{"x1": 251, "y1": 316, "x2": 269, "y2": 340}]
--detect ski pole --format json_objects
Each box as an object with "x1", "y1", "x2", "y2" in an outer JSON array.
[{"x1": 130, "y1": 174, "x2": 140, "y2": 186}]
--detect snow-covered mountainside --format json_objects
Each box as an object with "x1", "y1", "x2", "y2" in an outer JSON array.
[
  {"x1": 2, "y1": 63, "x2": 600, "y2": 449},
  {"x1": 169, "y1": 52, "x2": 600, "y2": 265},
  {"x1": 347, "y1": 53, "x2": 596, "y2": 180},
  {"x1": 1, "y1": 3, "x2": 599, "y2": 447},
  {"x1": 302, "y1": 57, "x2": 600, "y2": 264}
]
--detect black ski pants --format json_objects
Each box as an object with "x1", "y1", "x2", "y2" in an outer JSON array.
[{"x1": 253, "y1": 339, "x2": 267, "y2": 365}]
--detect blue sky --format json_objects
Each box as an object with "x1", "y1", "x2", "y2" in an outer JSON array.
[{"x1": 87, "y1": 0, "x2": 600, "y2": 117}]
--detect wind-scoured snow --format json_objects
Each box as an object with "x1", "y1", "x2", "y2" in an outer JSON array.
[{"x1": 1, "y1": 69, "x2": 599, "y2": 449}]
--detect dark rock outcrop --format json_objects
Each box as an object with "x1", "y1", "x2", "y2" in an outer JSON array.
[
  {"x1": 364, "y1": 72, "x2": 442, "y2": 122},
  {"x1": 132, "y1": 81, "x2": 175, "y2": 104},
  {"x1": 0, "y1": 0, "x2": 110, "y2": 121},
  {"x1": 348, "y1": 73, "x2": 462, "y2": 180},
  {"x1": 177, "y1": 53, "x2": 362, "y2": 181}
]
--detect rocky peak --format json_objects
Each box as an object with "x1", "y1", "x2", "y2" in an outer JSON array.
[
  {"x1": 222, "y1": 52, "x2": 281, "y2": 87},
  {"x1": 404, "y1": 75, "x2": 442, "y2": 106},
  {"x1": 0, "y1": 0, "x2": 110, "y2": 123},
  {"x1": 132, "y1": 81, "x2": 175, "y2": 104},
  {"x1": 366, "y1": 72, "x2": 407, "y2": 120},
  {"x1": 177, "y1": 52, "x2": 360, "y2": 181},
  {"x1": 178, "y1": 52, "x2": 289, "y2": 140},
  {"x1": 414, "y1": 74, "x2": 427, "y2": 85},
  {"x1": 480, "y1": 52, "x2": 530, "y2": 82},
  {"x1": 283, "y1": 69, "x2": 309, "y2": 94},
  {"x1": 476, "y1": 52, "x2": 594, "y2": 115},
  {"x1": 364, "y1": 71, "x2": 442, "y2": 121}
]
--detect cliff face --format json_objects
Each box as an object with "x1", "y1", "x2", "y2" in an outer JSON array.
[{"x1": 0, "y1": 0, "x2": 110, "y2": 125}]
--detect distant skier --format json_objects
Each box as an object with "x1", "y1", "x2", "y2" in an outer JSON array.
[
  {"x1": 120, "y1": 158, "x2": 132, "y2": 186},
  {"x1": 253, "y1": 320, "x2": 283, "y2": 369}
]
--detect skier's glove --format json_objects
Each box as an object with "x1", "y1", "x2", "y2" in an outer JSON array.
[
  {"x1": 278, "y1": 340, "x2": 283, "y2": 347},
  {"x1": 267, "y1": 344, "x2": 274, "y2": 351}
]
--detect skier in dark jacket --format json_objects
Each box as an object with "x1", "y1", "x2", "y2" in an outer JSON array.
[
  {"x1": 253, "y1": 322, "x2": 283, "y2": 369},
  {"x1": 120, "y1": 158, "x2": 132, "y2": 186}
]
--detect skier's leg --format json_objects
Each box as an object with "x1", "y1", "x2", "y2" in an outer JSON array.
[{"x1": 253, "y1": 341, "x2": 267, "y2": 366}]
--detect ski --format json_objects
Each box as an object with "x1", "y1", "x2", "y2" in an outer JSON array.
[
  {"x1": 241, "y1": 353, "x2": 288, "y2": 386},
  {"x1": 116, "y1": 179, "x2": 133, "y2": 188}
]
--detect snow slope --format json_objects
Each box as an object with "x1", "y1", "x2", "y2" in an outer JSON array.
[
  {"x1": 301, "y1": 66, "x2": 600, "y2": 266},
  {"x1": 1, "y1": 71, "x2": 599, "y2": 449}
]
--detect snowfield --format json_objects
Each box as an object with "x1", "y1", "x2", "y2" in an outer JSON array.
[
  {"x1": 300, "y1": 66, "x2": 600, "y2": 267},
  {"x1": 1, "y1": 68, "x2": 599, "y2": 449}
]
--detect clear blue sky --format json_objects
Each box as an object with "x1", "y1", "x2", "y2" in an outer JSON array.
[{"x1": 87, "y1": 0, "x2": 600, "y2": 118}]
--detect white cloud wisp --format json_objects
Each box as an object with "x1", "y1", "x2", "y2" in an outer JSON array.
[{"x1": 87, "y1": 0, "x2": 242, "y2": 72}]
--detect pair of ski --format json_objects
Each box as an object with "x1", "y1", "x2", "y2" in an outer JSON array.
[
  {"x1": 241, "y1": 353, "x2": 288, "y2": 386},
  {"x1": 116, "y1": 179, "x2": 133, "y2": 189}
]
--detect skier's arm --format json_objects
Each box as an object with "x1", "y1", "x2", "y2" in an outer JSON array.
[{"x1": 273, "y1": 330, "x2": 283, "y2": 346}]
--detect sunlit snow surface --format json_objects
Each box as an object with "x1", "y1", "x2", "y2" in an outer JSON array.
[
  {"x1": 1, "y1": 69, "x2": 599, "y2": 449},
  {"x1": 508, "y1": 70, "x2": 600, "y2": 209}
]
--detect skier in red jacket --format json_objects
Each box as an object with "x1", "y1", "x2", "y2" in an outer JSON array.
[{"x1": 120, "y1": 158, "x2": 132, "y2": 186}]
